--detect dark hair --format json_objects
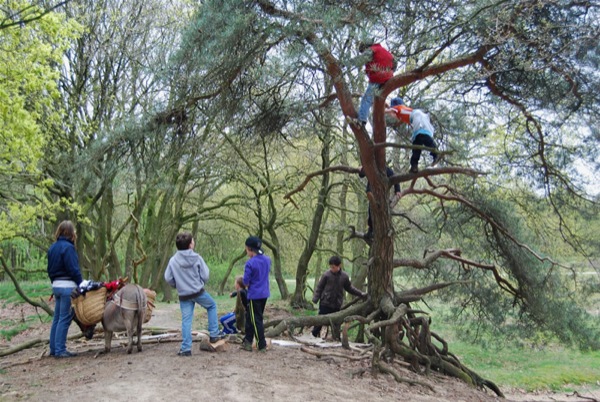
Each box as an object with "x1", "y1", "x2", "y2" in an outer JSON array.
[
  {"x1": 328, "y1": 255, "x2": 342, "y2": 266},
  {"x1": 390, "y1": 97, "x2": 404, "y2": 106},
  {"x1": 175, "y1": 232, "x2": 193, "y2": 250},
  {"x1": 54, "y1": 220, "x2": 76, "y2": 242},
  {"x1": 245, "y1": 236, "x2": 263, "y2": 254},
  {"x1": 358, "y1": 39, "x2": 374, "y2": 53}
]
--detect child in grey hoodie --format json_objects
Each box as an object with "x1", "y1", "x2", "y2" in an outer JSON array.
[{"x1": 164, "y1": 232, "x2": 224, "y2": 356}]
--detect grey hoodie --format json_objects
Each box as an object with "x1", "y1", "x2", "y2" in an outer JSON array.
[{"x1": 164, "y1": 249, "x2": 210, "y2": 300}]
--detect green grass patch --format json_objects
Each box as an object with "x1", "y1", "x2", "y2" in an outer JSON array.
[
  {"x1": 0, "y1": 322, "x2": 31, "y2": 341},
  {"x1": 447, "y1": 341, "x2": 600, "y2": 392},
  {"x1": 0, "y1": 280, "x2": 51, "y2": 306}
]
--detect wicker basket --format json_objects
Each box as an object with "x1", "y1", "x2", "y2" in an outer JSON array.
[
  {"x1": 143, "y1": 289, "x2": 156, "y2": 324},
  {"x1": 72, "y1": 287, "x2": 107, "y2": 326}
]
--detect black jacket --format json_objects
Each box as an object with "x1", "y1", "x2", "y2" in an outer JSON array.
[{"x1": 312, "y1": 269, "x2": 363, "y2": 309}]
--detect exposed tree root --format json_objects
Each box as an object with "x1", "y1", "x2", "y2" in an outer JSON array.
[
  {"x1": 266, "y1": 288, "x2": 505, "y2": 398},
  {"x1": 299, "y1": 346, "x2": 370, "y2": 361},
  {"x1": 376, "y1": 360, "x2": 436, "y2": 392},
  {"x1": 568, "y1": 391, "x2": 599, "y2": 402}
]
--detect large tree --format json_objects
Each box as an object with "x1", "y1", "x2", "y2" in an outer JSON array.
[{"x1": 167, "y1": 0, "x2": 599, "y2": 395}]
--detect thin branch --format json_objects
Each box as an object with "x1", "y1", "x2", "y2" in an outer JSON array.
[{"x1": 284, "y1": 165, "x2": 359, "y2": 201}]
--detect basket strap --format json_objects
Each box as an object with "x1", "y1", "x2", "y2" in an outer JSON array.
[{"x1": 110, "y1": 294, "x2": 144, "y2": 310}]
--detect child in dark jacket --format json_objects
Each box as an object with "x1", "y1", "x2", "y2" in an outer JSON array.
[{"x1": 312, "y1": 256, "x2": 367, "y2": 339}]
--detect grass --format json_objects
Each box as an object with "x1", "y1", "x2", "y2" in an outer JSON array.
[
  {"x1": 0, "y1": 280, "x2": 53, "y2": 341},
  {"x1": 423, "y1": 305, "x2": 600, "y2": 393},
  {"x1": 0, "y1": 280, "x2": 50, "y2": 306},
  {"x1": 0, "y1": 322, "x2": 31, "y2": 341},
  {"x1": 439, "y1": 337, "x2": 600, "y2": 392}
]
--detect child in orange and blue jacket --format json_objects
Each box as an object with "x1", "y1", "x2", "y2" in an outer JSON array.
[{"x1": 387, "y1": 97, "x2": 438, "y2": 173}]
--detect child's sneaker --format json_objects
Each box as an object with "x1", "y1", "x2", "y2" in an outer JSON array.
[
  {"x1": 177, "y1": 350, "x2": 191, "y2": 357},
  {"x1": 209, "y1": 330, "x2": 226, "y2": 343},
  {"x1": 241, "y1": 341, "x2": 253, "y2": 352}
]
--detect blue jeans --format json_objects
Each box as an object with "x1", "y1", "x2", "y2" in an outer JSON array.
[
  {"x1": 358, "y1": 82, "x2": 381, "y2": 123},
  {"x1": 50, "y1": 286, "x2": 75, "y2": 355},
  {"x1": 179, "y1": 290, "x2": 219, "y2": 352}
]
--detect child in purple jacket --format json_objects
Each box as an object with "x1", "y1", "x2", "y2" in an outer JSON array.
[{"x1": 241, "y1": 236, "x2": 271, "y2": 352}]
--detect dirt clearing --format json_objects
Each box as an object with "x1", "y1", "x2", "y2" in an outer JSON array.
[{"x1": 0, "y1": 302, "x2": 596, "y2": 401}]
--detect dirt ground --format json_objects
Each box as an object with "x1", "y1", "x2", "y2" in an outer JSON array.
[{"x1": 0, "y1": 301, "x2": 597, "y2": 402}]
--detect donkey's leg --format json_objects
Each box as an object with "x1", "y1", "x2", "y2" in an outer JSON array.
[
  {"x1": 104, "y1": 330, "x2": 113, "y2": 353},
  {"x1": 136, "y1": 312, "x2": 144, "y2": 352},
  {"x1": 125, "y1": 315, "x2": 135, "y2": 354}
]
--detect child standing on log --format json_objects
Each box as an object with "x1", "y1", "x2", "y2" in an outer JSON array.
[{"x1": 164, "y1": 232, "x2": 225, "y2": 356}]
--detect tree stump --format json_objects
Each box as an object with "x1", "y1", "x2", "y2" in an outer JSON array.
[{"x1": 199, "y1": 338, "x2": 228, "y2": 352}]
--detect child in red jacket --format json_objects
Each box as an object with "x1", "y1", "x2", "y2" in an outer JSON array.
[{"x1": 357, "y1": 41, "x2": 396, "y2": 126}]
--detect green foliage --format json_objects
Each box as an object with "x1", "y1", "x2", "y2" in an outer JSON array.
[
  {"x1": 0, "y1": 1, "x2": 82, "y2": 245},
  {"x1": 421, "y1": 187, "x2": 600, "y2": 350},
  {"x1": 0, "y1": 280, "x2": 49, "y2": 304}
]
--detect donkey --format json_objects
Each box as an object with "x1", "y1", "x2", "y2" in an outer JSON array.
[{"x1": 102, "y1": 283, "x2": 147, "y2": 354}]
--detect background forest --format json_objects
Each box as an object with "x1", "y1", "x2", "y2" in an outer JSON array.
[{"x1": 1, "y1": 0, "x2": 599, "y2": 374}]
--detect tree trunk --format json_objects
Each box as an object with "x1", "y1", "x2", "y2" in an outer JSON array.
[
  {"x1": 266, "y1": 226, "x2": 288, "y2": 299},
  {"x1": 291, "y1": 129, "x2": 331, "y2": 308},
  {"x1": 365, "y1": 169, "x2": 396, "y2": 304}
]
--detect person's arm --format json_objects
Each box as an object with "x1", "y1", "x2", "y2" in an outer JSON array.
[
  {"x1": 312, "y1": 274, "x2": 327, "y2": 303},
  {"x1": 240, "y1": 289, "x2": 248, "y2": 307},
  {"x1": 64, "y1": 246, "x2": 83, "y2": 285},
  {"x1": 164, "y1": 262, "x2": 176, "y2": 288},
  {"x1": 243, "y1": 261, "x2": 252, "y2": 288},
  {"x1": 198, "y1": 256, "x2": 210, "y2": 283},
  {"x1": 386, "y1": 167, "x2": 401, "y2": 193},
  {"x1": 343, "y1": 275, "x2": 367, "y2": 298}
]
